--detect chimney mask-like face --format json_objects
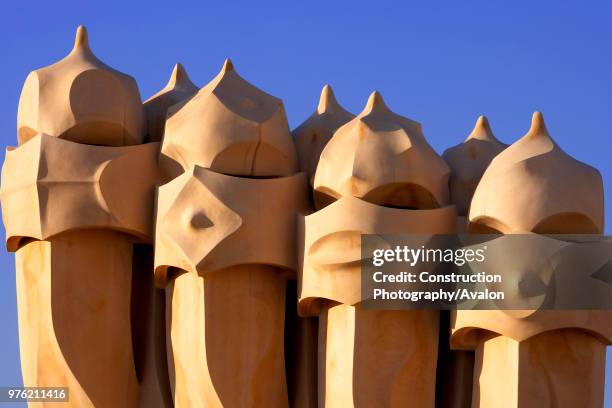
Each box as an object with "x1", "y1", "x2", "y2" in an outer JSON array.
[
  {"x1": 452, "y1": 234, "x2": 612, "y2": 348},
  {"x1": 299, "y1": 92, "x2": 456, "y2": 314},
  {"x1": 452, "y1": 113, "x2": 609, "y2": 349},
  {"x1": 313, "y1": 92, "x2": 450, "y2": 210},
  {"x1": 154, "y1": 166, "x2": 308, "y2": 286},
  {"x1": 461, "y1": 235, "x2": 612, "y2": 313},
  {"x1": 468, "y1": 112, "x2": 603, "y2": 235},
  {"x1": 0, "y1": 134, "x2": 159, "y2": 251},
  {"x1": 298, "y1": 196, "x2": 457, "y2": 316},
  {"x1": 17, "y1": 26, "x2": 144, "y2": 147},
  {"x1": 160, "y1": 60, "x2": 298, "y2": 179},
  {"x1": 461, "y1": 234, "x2": 562, "y2": 315}
]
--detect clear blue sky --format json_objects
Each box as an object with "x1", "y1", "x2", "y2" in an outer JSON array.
[{"x1": 1, "y1": 0, "x2": 611, "y2": 405}]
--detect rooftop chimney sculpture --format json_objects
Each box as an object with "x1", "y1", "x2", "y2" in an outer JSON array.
[
  {"x1": 442, "y1": 115, "x2": 507, "y2": 229},
  {"x1": 438, "y1": 116, "x2": 507, "y2": 408},
  {"x1": 154, "y1": 59, "x2": 308, "y2": 406},
  {"x1": 144, "y1": 64, "x2": 198, "y2": 143},
  {"x1": 1, "y1": 26, "x2": 609, "y2": 408},
  {"x1": 2, "y1": 26, "x2": 159, "y2": 407},
  {"x1": 298, "y1": 91, "x2": 456, "y2": 407},
  {"x1": 293, "y1": 84, "x2": 354, "y2": 188},
  {"x1": 451, "y1": 112, "x2": 610, "y2": 408}
]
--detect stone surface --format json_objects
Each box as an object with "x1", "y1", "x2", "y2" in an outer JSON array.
[
  {"x1": 442, "y1": 116, "x2": 506, "y2": 216},
  {"x1": 300, "y1": 91, "x2": 455, "y2": 407},
  {"x1": 160, "y1": 59, "x2": 298, "y2": 180},
  {"x1": 314, "y1": 91, "x2": 450, "y2": 210},
  {"x1": 16, "y1": 230, "x2": 139, "y2": 408},
  {"x1": 3, "y1": 26, "x2": 609, "y2": 406},
  {"x1": 144, "y1": 64, "x2": 198, "y2": 143},
  {"x1": 17, "y1": 26, "x2": 144, "y2": 146},
  {"x1": 156, "y1": 60, "x2": 305, "y2": 407},
  {"x1": 1, "y1": 135, "x2": 159, "y2": 251},
  {"x1": 293, "y1": 84, "x2": 354, "y2": 187},
  {"x1": 451, "y1": 112, "x2": 610, "y2": 408}
]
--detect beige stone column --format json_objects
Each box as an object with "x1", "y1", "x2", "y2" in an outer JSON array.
[
  {"x1": 133, "y1": 62, "x2": 201, "y2": 408},
  {"x1": 439, "y1": 116, "x2": 506, "y2": 407},
  {"x1": 15, "y1": 231, "x2": 136, "y2": 408},
  {"x1": 1, "y1": 137, "x2": 160, "y2": 406},
  {"x1": 291, "y1": 84, "x2": 354, "y2": 407},
  {"x1": 451, "y1": 112, "x2": 611, "y2": 408},
  {"x1": 0, "y1": 26, "x2": 160, "y2": 407},
  {"x1": 298, "y1": 91, "x2": 457, "y2": 407},
  {"x1": 155, "y1": 60, "x2": 307, "y2": 407}
]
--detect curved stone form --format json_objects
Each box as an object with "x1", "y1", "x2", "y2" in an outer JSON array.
[
  {"x1": 317, "y1": 305, "x2": 441, "y2": 408},
  {"x1": 468, "y1": 331, "x2": 605, "y2": 408},
  {"x1": 17, "y1": 230, "x2": 140, "y2": 408},
  {"x1": 6, "y1": 25, "x2": 156, "y2": 406},
  {"x1": 165, "y1": 265, "x2": 289, "y2": 407},
  {"x1": 1, "y1": 133, "x2": 160, "y2": 408},
  {"x1": 4, "y1": 28, "x2": 610, "y2": 406},
  {"x1": 442, "y1": 116, "x2": 506, "y2": 217},
  {"x1": 299, "y1": 196, "x2": 457, "y2": 315},
  {"x1": 452, "y1": 310, "x2": 612, "y2": 348},
  {"x1": 299, "y1": 91, "x2": 456, "y2": 407},
  {"x1": 17, "y1": 26, "x2": 144, "y2": 146},
  {"x1": 156, "y1": 59, "x2": 306, "y2": 407},
  {"x1": 154, "y1": 166, "x2": 308, "y2": 285},
  {"x1": 144, "y1": 63, "x2": 198, "y2": 143},
  {"x1": 298, "y1": 200, "x2": 456, "y2": 408},
  {"x1": 156, "y1": 167, "x2": 308, "y2": 407},
  {"x1": 439, "y1": 117, "x2": 506, "y2": 408},
  {"x1": 1, "y1": 134, "x2": 160, "y2": 252},
  {"x1": 288, "y1": 84, "x2": 353, "y2": 406},
  {"x1": 469, "y1": 112, "x2": 603, "y2": 234},
  {"x1": 293, "y1": 85, "x2": 354, "y2": 186},
  {"x1": 314, "y1": 91, "x2": 450, "y2": 210},
  {"x1": 451, "y1": 112, "x2": 610, "y2": 408},
  {"x1": 160, "y1": 59, "x2": 298, "y2": 179}
]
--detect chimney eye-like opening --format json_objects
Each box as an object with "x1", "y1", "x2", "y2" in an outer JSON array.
[
  {"x1": 313, "y1": 183, "x2": 442, "y2": 211},
  {"x1": 532, "y1": 213, "x2": 601, "y2": 235},
  {"x1": 313, "y1": 188, "x2": 341, "y2": 210},
  {"x1": 362, "y1": 183, "x2": 440, "y2": 210},
  {"x1": 468, "y1": 216, "x2": 508, "y2": 234}
]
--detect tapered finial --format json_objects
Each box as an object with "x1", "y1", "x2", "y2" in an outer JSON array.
[
  {"x1": 221, "y1": 58, "x2": 234, "y2": 74},
  {"x1": 73, "y1": 25, "x2": 89, "y2": 51},
  {"x1": 475, "y1": 115, "x2": 491, "y2": 132},
  {"x1": 171, "y1": 63, "x2": 187, "y2": 81},
  {"x1": 530, "y1": 111, "x2": 547, "y2": 133},
  {"x1": 525, "y1": 111, "x2": 551, "y2": 140},
  {"x1": 317, "y1": 84, "x2": 341, "y2": 114},
  {"x1": 167, "y1": 63, "x2": 195, "y2": 88},
  {"x1": 362, "y1": 91, "x2": 389, "y2": 115},
  {"x1": 466, "y1": 115, "x2": 498, "y2": 142}
]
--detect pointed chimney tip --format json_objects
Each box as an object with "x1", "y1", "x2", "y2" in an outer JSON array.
[
  {"x1": 363, "y1": 90, "x2": 388, "y2": 114},
  {"x1": 317, "y1": 84, "x2": 339, "y2": 114},
  {"x1": 221, "y1": 58, "x2": 234, "y2": 74},
  {"x1": 528, "y1": 111, "x2": 549, "y2": 138},
  {"x1": 465, "y1": 115, "x2": 499, "y2": 142},
  {"x1": 474, "y1": 115, "x2": 492, "y2": 134},
  {"x1": 170, "y1": 63, "x2": 187, "y2": 82},
  {"x1": 74, "y1": 25, "x2": 89, "y2": 50}
]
